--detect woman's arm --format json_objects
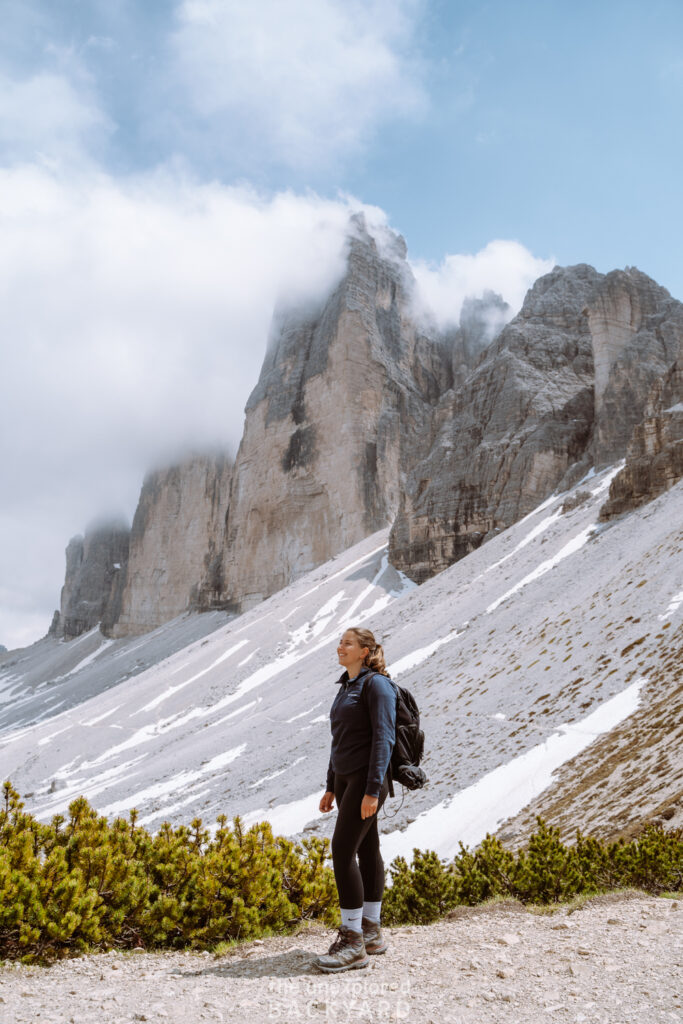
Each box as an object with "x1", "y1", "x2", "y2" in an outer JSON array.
[
  {"x1": 364, "y1": 675, "x2": 397, "y2": 798},
  {"x1": 319, "y1": 790, "x2": 335, "y2": 812},
  {"x1": 319, "y1": 756, "x2": 336, "y2": 813}
]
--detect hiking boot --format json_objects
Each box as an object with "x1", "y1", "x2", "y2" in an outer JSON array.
[
  {"x1": 312, "y1": 926, "x2": 369, "y2": 973},
  {"x1": 362, "y1": 916, "x2": 388, "y2": 955}
]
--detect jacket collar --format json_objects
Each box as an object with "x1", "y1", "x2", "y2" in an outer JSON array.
[{"x1": 337, "y1": 664, "x2": 373, "y2": 690}]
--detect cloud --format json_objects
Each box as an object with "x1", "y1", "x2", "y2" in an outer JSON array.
[
  {"x1": 409, "y1": 239, "x2": 556, "y2": 331},
  {"x1": 0, "y1": 69, "x2": 112, "y2": 167},
  {"x1": 171, "y1": 0, "x2": 427, "y2": 169},
  {"x1": 0, "y1": 161, "x2": 554, "y2": 652},
  {"x1": 0, "y1": 11, "x2": 553, "y2": 651},
  {"x1": 0, "y1": 162, "x2": 383, "y2": 649}
]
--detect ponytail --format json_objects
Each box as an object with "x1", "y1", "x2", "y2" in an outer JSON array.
[
  {"x1": 367, "y1": 643, "x2": 388, "y2": 676},
  {"x1": 347, "y1": 626, "x2": 391, "y2": 678}
]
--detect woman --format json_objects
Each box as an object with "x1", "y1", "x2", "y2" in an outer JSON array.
[{"x1": 313, "y1": 626, "x2": 396, "y2": 973}]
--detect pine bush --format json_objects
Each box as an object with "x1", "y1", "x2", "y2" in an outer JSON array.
[
  {"x1": 512, "y1": 819, "x2": 583, "y2": 902},
  {"x1": 2, "y1": 780, "x2": 681, "y2": 962},
  {"x1": 453, "y1": 835, "x2": 515, "y2": 904},
  {"x1": 383, "y1": 849, "x2": 458, "y2": 924},
  {"x1": 384, "y1": 815, "x2": 682, "y2": 921},
  {"x1": 0, "y1": 781, "x2": 339, "y2": 961}
]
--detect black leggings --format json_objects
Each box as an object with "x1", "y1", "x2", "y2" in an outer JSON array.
[{"x1": 331, "y1": 767, "x2": 390, "y2": 908}]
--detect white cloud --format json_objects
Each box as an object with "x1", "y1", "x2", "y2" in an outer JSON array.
[
  {"x1": 0, "y1": 162, "x2": 555, "y2": 652},
  {"x1": 0, "y1": 163, "x2": 383, "y2": 649},
  {"x1": 0, "y1": 165, "x2": 356, "y2": 461},
  {"x1": 0, "y1": 70, "x2": 112, "y2": 166},
  {"x1": 0, "y1": 20, "x2": 555, "y2": 651},
  {"x1": 171, "y1": 0, "x2": 426, "y2": 169},
  {"x1": 410, "y1": 239, "x2": 555, "y2": 331}
]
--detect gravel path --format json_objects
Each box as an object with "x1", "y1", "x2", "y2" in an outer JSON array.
[{"x1": 1, "y1": 893, "x2": 680, "y2": 1024}]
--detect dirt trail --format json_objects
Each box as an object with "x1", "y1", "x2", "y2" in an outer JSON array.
[{"x1": 0, "y1": 893, "x2": 681, "y2": 1024}]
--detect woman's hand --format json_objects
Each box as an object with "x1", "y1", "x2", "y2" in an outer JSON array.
[
  {"x1": 361, "y1": 795, "x2": 378, "y2": 819},
  {"x1": 319, "y1": 791, "x2": 335, "y2": 813}
]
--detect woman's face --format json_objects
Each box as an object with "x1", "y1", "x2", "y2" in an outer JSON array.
[{"x1": 337, "y1": 630, "x2": 369, "y2": 668}]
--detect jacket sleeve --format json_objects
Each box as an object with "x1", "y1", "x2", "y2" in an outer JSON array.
[
  {"x1": 326, "y1": 755, "x2": 335, "y2": 793},
  {"x1": 364, "y1": 675, "x2": 396, "y2": 798}
]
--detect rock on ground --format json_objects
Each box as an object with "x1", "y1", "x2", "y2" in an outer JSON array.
[{"x1": 1, "y1": 893, "x2": 681, "y2": 1024}]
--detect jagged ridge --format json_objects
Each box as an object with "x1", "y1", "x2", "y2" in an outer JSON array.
[{"x1": 48, "y1": 221, "x2": 683, "y2": 639}]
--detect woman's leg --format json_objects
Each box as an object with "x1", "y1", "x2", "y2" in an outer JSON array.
[
  {"x1": 314, "y1": 769, "x2": 390, "y2": 968},
  {"x1": 332, "y1": 768, "x2": 390, "y2": 911},
  {"x1": 357, "y1": 771, "x2": 390, "y2": 903},
  {"x1": 331, "y1": 769, "x2": 366, "y2": 915},
  {"x1": 357, "y1": 819, "x2": 384, "y2": 903}
]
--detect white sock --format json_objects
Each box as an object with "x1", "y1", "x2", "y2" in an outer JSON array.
[
  {"x1": 362, "y1": 900, "x2": 382, "y2": 924},
  {"x1": 340, "y1": 907, "x2": 363, "y2": 932}
]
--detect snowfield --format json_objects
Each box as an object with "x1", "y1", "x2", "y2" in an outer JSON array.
[{"x1": 1, "y1": 469, "x2": 681, "y2": 862}]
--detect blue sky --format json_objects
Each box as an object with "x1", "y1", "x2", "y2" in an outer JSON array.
[
  {"x1": 1, "y1": 0, "x2": 682, "y2": 648},
  {"x1": 4, "y1": 0, "x2": 681, "y2": 287}
]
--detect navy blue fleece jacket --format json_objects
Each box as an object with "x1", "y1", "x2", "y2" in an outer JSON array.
[{"x1": 325, "y1": 666, "x2": 396, "y2": 798}]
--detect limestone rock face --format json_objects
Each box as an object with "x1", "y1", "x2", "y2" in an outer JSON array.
[
  {"x1": 201, "y1": 216, "x2": 451, "y2": 611},
  {"x1": 389, "y1": 264, "x2": 601, "y2": 581},
  {"x1": 599, "y1": 362, "x2": 683, "y2": 520},
  {"x1": 587, "y1": 268, "x2": 683, "y2": 467},
  {"x1": 54, "y1": 522, "x2": 130, "y2": 639},
  {"x1": 449, "y1": 291, "x2": 511, "y2": 389},
  {"x1": 50, "y1": 227, "x2": 683, "y2": 636},
  {"x1": 111, "y1": 454, "x2": 232, "y2": 637}
]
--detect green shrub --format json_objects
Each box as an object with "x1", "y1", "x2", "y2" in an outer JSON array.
[
  {"x1": 512, "y1": 819, "x2": 583, "y2": 902},
  {"x1": 384, "y1": 815, "x2": 682, "y2": 923},
  {"x1": 2, "y1": 780, "x2": 681, "y2": 962},
  {"x1": 383, "y1": 848, "x2": 459, "y2": 924},
  {"x1": 0, "y1": 781, "x2": 338, "y2": 961}
]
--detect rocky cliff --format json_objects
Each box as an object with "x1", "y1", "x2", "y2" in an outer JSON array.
[
  {"x1": 587, "y1": 268, "x2": 683, "y2": 467},
  {"x1": 599, "y1": 362, "x2": 683, "y2": 520},
  {"x1": 110, "y1": 454, "x2": 233, "y2": 637},
  {"x1": 50, "y1": 220, "x2": 683, "y2": 637},
  {"x1": 50, "y1": 522, "x2": 130, "y2": 639},
  {"x1": 196, "y1": 215, "x2": 451, "y2": 611},
  {"x1": 389, "y1": 264, "x2": 601, "y2": 580},
  {"x1": 389, "y1": 264, "x2": 683, "y2": 582}
]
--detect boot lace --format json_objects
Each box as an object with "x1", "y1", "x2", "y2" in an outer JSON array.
[{"x1": 327, "y1": 926, "x2": 351, "y2": 955}]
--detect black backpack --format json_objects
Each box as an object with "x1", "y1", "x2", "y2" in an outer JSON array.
[{"x1": 362, "y1": 673, "x2": 427, "y2": 798}]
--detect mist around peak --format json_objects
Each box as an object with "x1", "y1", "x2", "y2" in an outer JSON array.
[{"x1": 409, "y1": 238, "x2": 555, "y2": 335}]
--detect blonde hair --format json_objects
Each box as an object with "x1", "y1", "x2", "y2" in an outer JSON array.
[{"x1": 347, "y1": 626, "x2": 390, "y2": 678}]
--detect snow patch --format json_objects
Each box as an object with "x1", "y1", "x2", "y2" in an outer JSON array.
[
  {"x1": 51, "y1": 638, "x2": 115, "y2": 681},
  {"x1": 138, "y1": 639, "x2": 249, "y2": 712},
  {"x1": 299, "y1": 542, "x2": 388, "y2": 600},
  {"x1": 285, "y1": 701, "x2": 323, "y2": 724},
  {"x1": 589, "y1": 462, "x2": 625, "y2": 496},
  {"x1": 37, "y1": 725, "x2": 71, "y2": 747},
  {"x1": 32, "y1": 755, "x2": 149, "y2": 818},
  {"x1": 389, "y1": 629, "x2": 462, "y2": 677},
  {"x1": 207, "y1": 699, "x2": 260, "y2": 729},
  {"x1": 241, "y1": 790, "x2": 323, "y2": 835},
  {"x1": 97, "y1": 743, "x2": 247, "y2": 818},
  {"x1": 89, "y1": 723, "x2": 159, "y2": 765},
  {"x1": 249, "y1": 755, "x2": 307, "y2": 789},
  {"x1": 486, "y1": 524, "x2": 596, "y2": 613},
  {"x1": 59, "y1": 625, "x2": 101, "y2": 648},
  {"x1": 380, "y1": 679, "x2": 645, "y2": 866},
  {"x1": 659, "y1": 589, "x2": 683, "y2": 620},
  {"x1": 80, "y1": 704, "x2": 123, "y2": 727},
  {"x1": 137, "y1": 787, "x2": 214, "y2": 826}
]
